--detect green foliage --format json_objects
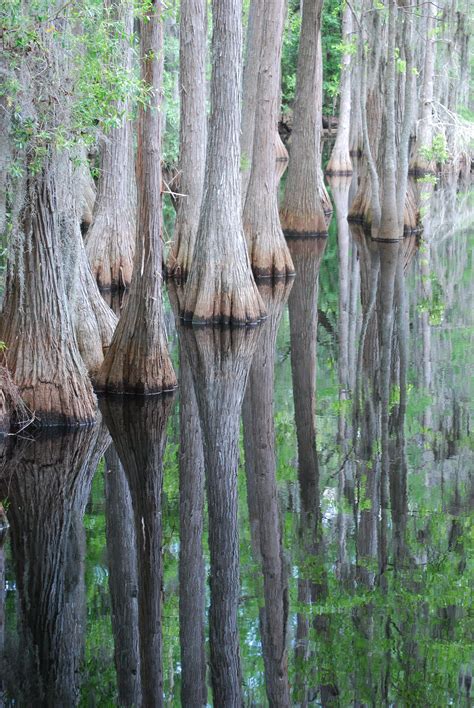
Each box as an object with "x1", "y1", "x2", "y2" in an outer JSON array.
[
  {"x1": 420, "y1": 133, "x2": 450, "y2": 164},
  {"x1": 281, "y1": 3, "x2": 301, "y2": 113}
]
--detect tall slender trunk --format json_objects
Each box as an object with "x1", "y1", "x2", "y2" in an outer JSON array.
[
  {"x1": 85, "y1": 0, "x2": 136, "y2": 290},
  {"x1": 242, "y1": 283, "x2": 292, "y2": 706},
  {"x1": 182, "y1": 0, "x2": 265, "y2": 325},
  {"x1": 243, "y1": 0, "x2": 294, "y2": 279},
  {"x1": 326, "y1": 2, "x2": 353, "y2": 175},
  {"x1": 97, "y1": 0, "x2": 177, "y2": 394},
  {"x1": 166, "y1": 0, "x2": 207, "y2": 279},
  {"x1": 280, "y1": 7, "x2": 332, "y2": 238},
  {"x1": 409, "y1": 1, "x2": 437, "y2": 175}
]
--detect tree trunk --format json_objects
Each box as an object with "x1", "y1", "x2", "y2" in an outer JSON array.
[
  {"x1": 409, "y1": 1, "x2": 437, "y2": 175},
  {"x1": 0, "y1": 424, "x2": 109, "y2": 706},
  {"x1": 326, "y1": 2, "x2": 353, "y2": 175},
  {"x1": 242, "y1": 0, "x2": 295, "y2": 279},
  {"x1": 84, "y1": 0, "x2": 136, "y2": 290},
  {"x1": 182, "y1": 0, "x2": 266, "y2": 325},
  {"x1": 166, "y1": 0, "x2": 207, "y2": 279},
  {"x1": 96, "y1": 1, "x2": 177, "y2": 394},
  {"x1": 0, "y1": 157, "x2": 97, "y2": 426},
  {"x1": 76, "y1": 156, "x2": 96, "y2": 231},
  {"x1": 242, "y1": 283, "x2": 292, "y2": 706},
  {"x1": 241, "y1": 0, "x2": 264, "y2": 204},
  {"x1": 180, "y1": 325, "x2": 261, "y2": 706},
  {"x1": 280, "y1": 11, "x2": 332, "y2": 238},
  {"x1": 104, "y1": 444, "x2": 141, "y2": 708},
  {"x1": 100, "y1": 395, "x2": 175, "y2": 708}
]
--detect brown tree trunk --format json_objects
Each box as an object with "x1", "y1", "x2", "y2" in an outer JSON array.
[
  {"x1": 242, "y1": 0, "x2": 295, "y2": 279},
  {"x1": 242, "y1": 282, "x2": 292, "y2": 706},
  {"x1": 280, "y1": 11, "x2": 332, "y2": 238},
  {"x1": 0, "y1": 157, "x2": 97, "y2": 426},
  {"x1": 0, "y1": 424, "x2": 109, "y2": 705},
  {"x1": 166, "y1": 0, "x2": 207, "y2": 279},
  {"x1": 85, "y1": 0, "x2": 136, "y2": 290},
  {"x1": 326, "y1": 2, "x2": 353, "y2": 175},
  {"x1": 100, "y1": 395, "x2": 175, "y2": 708},
  {"x1": 104, "y1": 444, "x2": 141, "y2": 708},
  {"x1": 182, "y1": 0, "x2": 266, "y2": 325},
  {"x1": 180, "y1": 325, "x2": 261, "y2": 706},
  {"x1": 96, "y1": 1, "x2": 177, "y2": 394}
]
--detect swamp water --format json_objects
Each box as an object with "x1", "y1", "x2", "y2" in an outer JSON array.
[{"x1": 0, "y1": 178, "x2": 472, "y2": 706}]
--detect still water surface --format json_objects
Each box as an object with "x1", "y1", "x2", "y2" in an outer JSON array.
[{"x1": 0, "y1": 177, "x2": 473, "y2": 706}]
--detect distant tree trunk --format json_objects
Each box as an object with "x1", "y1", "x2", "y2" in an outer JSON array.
[
  {"x1": 104, "y1": 444, "x2": 141, "y2": 708},
  {"x1": 241, "y1": 0, "x2": 264, "y2": 203},
  {"x1": 96, "y1": 0, "x2": 177, "y2": 394},
  {"x1": 0, "y1": 425, "x2": 109, "y2": 706},
  {"x1": 166, "y1": 0, "x2": 207, "y2": 279},
  {"x1": 326, "y1": 2, "x2": 353, "y2": 175},
  {"x1": 0, "y1": 157, "x2": 97, "y2": 426},
  {"x1": 100, "y1": 395, "x2": 175, "y2": 708},
  {"x1": 409, "y1": 1, "x2": 436, "y2": 175},
  {"x1": 242, "y1": 283, "x2": 292, "y2": 706},
  {"x1": 182, "y1": 0, "x2": 265, "y2": 325},
  {"x1": 181, "y1": 326, "x2": 261, "y2": 706},
  {"x1": 85, "y1": 0, "x2": 136, "y2": 290},
  {"x1": 242, "y1": 0, "x2": 295, "y2": 278},
  {"x1": 280, "y1": 10, "x2": 332, "y2": 238}
]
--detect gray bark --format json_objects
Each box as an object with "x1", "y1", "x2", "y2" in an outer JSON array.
[
  {"x1": 166, "y1": 0, "x2": 207, "y2": 279},
  {"x1": 182, "y1": 0, "x2": 266, "y2": 325}
]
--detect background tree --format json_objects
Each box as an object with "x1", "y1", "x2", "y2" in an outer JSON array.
[
  {"x1": 280, "y1": 2, "x2": 332, "y2": 239},
  {"x1": 96, "y1": 0, "x2": 177, "y2": 394},
  {"x1": 166, "y1": 0, "x2": 207, "y2": 279},
  {"x1": 242, "y1": 0, "x2": 295, "y2": 278},
  {"x1": 182, "y1": 0, "x2": 265, "y2": 325},
  {"x1": 84, "y1": 0, "x2": 137, "y2": 290}
]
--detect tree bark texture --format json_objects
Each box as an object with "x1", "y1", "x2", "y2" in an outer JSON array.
[
  {"x1": 166, "y1": 0, "x2": 207, "y2": 279},
  {"x1": 242, "y1": 0, "x2": 295, "y2": 279},
  {"x1": 180, "y1": 325, "x2": 261, "y2": 706},
  {"x1": 0, "y1": 424, "x2": 109, "y2": 706},
  {"x1": 242, "y1": 282, "x2": 292, "y2": 707},
  {"x1": 100, "y1": 394, "x2": 175, "y2": 708},
  {"x1": 182, "y1": 0, "x2": 266, "y2": 325},
  {"x1": 326, "y1": 2, "x2": 353, "y2": 175},
  {"x1": 0, "y1": 157, "x2": 97, "y2": 426},
  {"x1": 104, "y1": 444, "x2": 141, "y2": 707},
  {"x1": 280, "y1": 11, "x2": 332, "y2": 237},
  {"x1": 85, "y1": 0, "x2": 137, "y2": 290},
  {"x1": 96, "y1": 1, "x2": 177, "y2": 394}
]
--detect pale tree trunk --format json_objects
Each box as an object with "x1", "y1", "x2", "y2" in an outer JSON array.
[
  {"x1": 182, "y1": 0, "x2": 265, "y2": 325},
  {"x1": 409, "y1": 0, "x2": 437, "y2": 175},
  {"x1": 85, "y1": 0, "x2": 136, "y2": 290},
  {"x1": 0, "y1": 424, "x2": 109, "y2": 706},
  {"x1": 104, "y1": 444, "x2": 141, "y2": 708},
  {"x1": 100, "y1": 395, "x2": 175, "y2": 708},
  {"x1": 0, "y1": 156, "x2": 97, "y2": 425},
  {"x1": 326, "y1": 2, "x2": 353, "y2": 175},
  {"x1": 180, "y1": 326, "x2": 261, "y2": 706},
  {"x1": 241, "y1": 0, "x2": 264, "y2": 203},
  {"x1": 97, "y1": 0, "x2": 177, "y2": 394},
  {"x1": 242, "y1": 0, "x2": 295, "y2": 278},
  {"x1": 166, "y1": 0, "x2": 207, "y2": 279},
  {"x1": 280, "y1": 7, "x2": 332, "y2": 238},
  {"x1": 242, "y1": 283, "x2": 292, "y2": 706},
  {"x1": 76, "y1": 156, "x2": 96, "y2": 231}
]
